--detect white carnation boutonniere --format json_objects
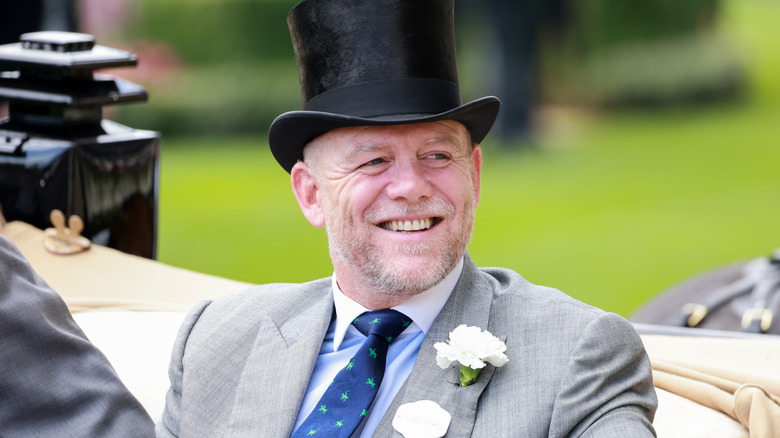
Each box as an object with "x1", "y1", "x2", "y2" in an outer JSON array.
[{"x1": 434, "y1": 324, "x2": 508, "y2": 387}]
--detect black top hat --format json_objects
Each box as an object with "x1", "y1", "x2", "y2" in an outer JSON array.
[{"x1": 268, "y1": 0, "x2": 500, "y2": 173}]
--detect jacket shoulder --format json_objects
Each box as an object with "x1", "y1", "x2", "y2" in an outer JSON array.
[
  {"x1": 478, "y1": 266, "x2": 604, "y2": 317},
  {"x1": 475, "y1": 266, "x2": 641, "y2": 350},
  {"x1": 196, "y1": 277, "x2": 332, "y2": 325},
  {"x1": 173, "y1": 277, "x2": 332, "y2": 365}
]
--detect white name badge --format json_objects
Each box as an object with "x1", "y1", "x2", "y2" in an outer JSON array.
[{"x1": 392, "y1": 400, "x2": 451, "y2": 438}]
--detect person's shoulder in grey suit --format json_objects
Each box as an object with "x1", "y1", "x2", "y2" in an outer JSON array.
[
  {"x1": 472, "y1": 265, "x2": 657, "y2": 436},
  {"x1": 0, "y1": 235, "x2": 155, "y2": 437},
  {"x1": 157, "y1": 279, "x2": 334, "y2": 437}
]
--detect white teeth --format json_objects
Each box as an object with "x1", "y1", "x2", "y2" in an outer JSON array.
[{"x1": 383, "y1": 218, "x2": 433, "y2": 231}]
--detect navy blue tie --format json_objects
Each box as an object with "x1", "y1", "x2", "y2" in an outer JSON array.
[{"x1": 292, "y1": 309, "x2": 411, "y2": 437}]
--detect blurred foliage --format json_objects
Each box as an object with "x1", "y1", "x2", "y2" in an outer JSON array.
[
  {"x1": 572, "y1": 0, "x2": 718, "y2": 52},
  {"x1": 540, "y1": 34, "x2": 745, "y2": 107},
  {"x1": 104, "y1": 0, "x2": 746, "y2": 137},
  {"x1": 107, "y1": 0, "x2": 300, "y2": 136},
  {"x1": 126, "y1": 0, "x2": 293, "y2": 64},
  {"x1": 117, "y1": 61, "x2": 299, "y2": 136},
  {"x1": 534, "y1": 0, "x2": 745, "y2": 107}
]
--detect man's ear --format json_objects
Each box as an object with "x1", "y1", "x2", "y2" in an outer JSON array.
[
  {"x1": 291, "y1": 161, "x2": 326, "y2": 228},
  {"x1": 471, "y1": 144, "x2": 482, "y2": 205}
]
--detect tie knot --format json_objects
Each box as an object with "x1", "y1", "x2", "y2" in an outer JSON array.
[{"x1": 352, "y1": 309, "x2": 411, "y2": 343}]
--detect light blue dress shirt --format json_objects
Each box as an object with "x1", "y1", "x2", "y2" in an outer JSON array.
[{"x1": 292, "y1": 259, "x2": 464, "y2": 437}]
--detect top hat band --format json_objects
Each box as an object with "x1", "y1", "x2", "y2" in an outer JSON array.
[{"x1": 304, "y1": 78, "x2": 462, "y2": 118}]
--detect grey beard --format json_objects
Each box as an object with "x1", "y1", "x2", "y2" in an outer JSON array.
[
  {"x1": 334, "y1": 239, "x2": 456, "y2": 297},
  {"x1": 326, "y1": 198, "x2": 473, "y2": 298}
]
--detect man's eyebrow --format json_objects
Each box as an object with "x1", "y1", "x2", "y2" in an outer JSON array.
[
  {"x1": 425, "y1": 135, "x2": 460, "y2": 145},
  {"x1": 424, "y1": 135, "x2": 468, "y2": 152},
  {"x1": 344, "y1": 143, "x2": 386, "y2": 162}
]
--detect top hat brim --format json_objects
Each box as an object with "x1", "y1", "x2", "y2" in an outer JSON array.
[{"x1": 269, "y1": 96, "x2": 500, "y2": 173}]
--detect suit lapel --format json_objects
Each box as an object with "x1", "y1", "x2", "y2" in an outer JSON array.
[
  {"x1": 375, "y1": 256, "x2": 497, "y2": 437},
  {"x1": 227, "y1": 285, "x2": 334, "y2": 437}
]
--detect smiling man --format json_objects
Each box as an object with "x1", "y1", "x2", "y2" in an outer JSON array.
[
  {"x1": 294, "y1": 121, "x2": 479, "y2": 309},
  {"x1": 157, "y1": 0, "x2": 657, "y2": 437}
]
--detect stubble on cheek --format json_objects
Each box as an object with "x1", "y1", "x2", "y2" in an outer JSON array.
[{"x1": 325, "y1": 195, "x2": 475, "y2": 297}]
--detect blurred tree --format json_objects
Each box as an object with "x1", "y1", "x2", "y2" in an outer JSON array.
[
  {"x1": 573, "y1": 0, "x2": 717, "y2": 53},
  {"x1": 459, "y1": 0, "x2": 566, "y2": 144},
  {"x1": 458, "y1": 0, "x2": 742, "y2": 144},
  {"x1": 546, "y1": 0, "x2": 743, "y2": 107}
]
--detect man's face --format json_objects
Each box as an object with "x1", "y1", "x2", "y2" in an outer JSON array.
[{"x1": 292, "y1": 120, "x2": 482, "y2": 306}]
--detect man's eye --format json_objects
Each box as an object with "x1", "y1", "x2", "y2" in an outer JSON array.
[
  {"x1": 423, "y1": 153, "x2": 451, "y2": 162},
  {"x1": 364, "y1": 158, "x2": 385, "y2": 166}
]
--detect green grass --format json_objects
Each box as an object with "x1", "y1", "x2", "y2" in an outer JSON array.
[{"x1": 155, "y1": 0, "x2": 780, "y2": 317}]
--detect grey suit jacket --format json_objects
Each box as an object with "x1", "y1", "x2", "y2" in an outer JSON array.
[
  {"x1": 158, "y1": 255, "x2": 656, "y2": 437},
  {"x1": 0, "y1": 235, "x2": 155, "y2": 437}
]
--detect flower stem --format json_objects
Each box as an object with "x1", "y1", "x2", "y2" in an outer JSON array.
[{"x1": 459, "y1": 365, "x2": 481, "y2": 387}]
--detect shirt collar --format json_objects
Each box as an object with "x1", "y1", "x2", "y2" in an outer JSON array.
[{"x1": 330, "y1": 257, "x2": 464, "y2": 351}]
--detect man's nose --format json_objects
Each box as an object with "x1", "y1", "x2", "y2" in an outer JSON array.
[{"x1": 385, "y1": 160, "x2": 432, "y2": 202}]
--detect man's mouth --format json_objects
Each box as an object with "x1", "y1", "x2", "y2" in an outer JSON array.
[{"x1": 379, "y1": 218, "x2": 436, "y2": 232}]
